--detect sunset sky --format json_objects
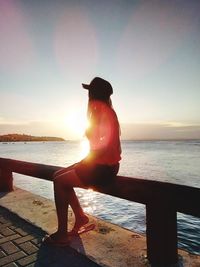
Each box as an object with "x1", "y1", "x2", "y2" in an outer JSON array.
[{"x1": 1, "y1": 0, "x2": 200, "y2": 140}]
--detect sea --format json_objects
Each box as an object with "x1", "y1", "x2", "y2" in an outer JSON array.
[{"x1": 0, "y1": 140, "x2": 200, "y2": 254}]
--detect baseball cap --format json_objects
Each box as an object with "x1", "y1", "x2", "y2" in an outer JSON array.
[{"x1": 82, "y1": 77, "x2": 113, "y2": 98}]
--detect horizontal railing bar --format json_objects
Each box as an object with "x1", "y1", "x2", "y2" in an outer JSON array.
[
  {"x1": 0, "y1": 157, "x2": 200, "y2": 217},
  {"x1": 0, "y1": 157, "x2": 58, "y2": 181}
]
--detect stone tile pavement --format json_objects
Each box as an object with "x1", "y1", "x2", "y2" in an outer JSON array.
[{"x1": 0, "y1": 206, "x2": 100, "y2": 267}]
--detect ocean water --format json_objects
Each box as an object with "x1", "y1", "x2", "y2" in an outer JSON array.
[{"x1": 0, "y1": 140, "x2": 200, "y2": 254}]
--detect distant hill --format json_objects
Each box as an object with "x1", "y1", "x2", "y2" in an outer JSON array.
[{"x1": 0, "y1": 134, "x2": 65, "y2": 142}]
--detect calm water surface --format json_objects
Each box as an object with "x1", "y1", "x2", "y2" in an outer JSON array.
[{"x1": 0, "y1": 140, "x2": 200, "y2": 254}]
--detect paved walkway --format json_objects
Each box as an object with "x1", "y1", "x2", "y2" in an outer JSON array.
[{"x1": 0, "y1": 206, "x2": 100, "y2": 267}]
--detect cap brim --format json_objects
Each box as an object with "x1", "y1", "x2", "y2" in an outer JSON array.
[{"x1": 82, "y1": 83, "x2": 90, "y2": 90}]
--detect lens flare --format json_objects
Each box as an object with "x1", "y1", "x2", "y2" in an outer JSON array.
[{"x1": 79, "y1": 139, "x2": 90, "y2": 159}]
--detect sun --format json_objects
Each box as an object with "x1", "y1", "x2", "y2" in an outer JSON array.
[
  {"x1": 79, "y1": 138, "x2": 90, "y2": 158},
  {"x1": 65, "y1": 107, "x2": 90, "y2": 140},
  {"x1": 65, "y1": 111, "x2": 87, "y2": 137},
  {"x1": 64, "y1": 108, "x2": 90, "y2": 157}
]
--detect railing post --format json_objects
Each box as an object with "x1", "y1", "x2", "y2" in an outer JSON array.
[
  {"x1": 0, "y1": 168, "x2": 13, "y2": 192},
  {"x1": 146, "y1": 200, "x2": 178, "y2": 264}
]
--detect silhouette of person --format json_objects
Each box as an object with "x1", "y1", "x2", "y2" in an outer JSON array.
[{"x1": 42, "y1": 77, "x2": 121, "y2": 245}]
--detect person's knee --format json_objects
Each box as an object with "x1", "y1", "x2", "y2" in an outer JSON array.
[
  {"x1": 53, "y1": 170, "x2": 60, "y2": 180},
  {"x1": 53, "y1": 175, "x2": 62, "y2": 187},
  {"x1": 53, "y1": 173, "x2": 72, "y2": 191}
]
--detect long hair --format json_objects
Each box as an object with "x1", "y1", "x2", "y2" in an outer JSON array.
[
  {"x1": 88, "y1": 91, "x2": 113, "y2": 106},
  {"x1": 86, "y1": 94, "x2": 121, "y2": 141}
]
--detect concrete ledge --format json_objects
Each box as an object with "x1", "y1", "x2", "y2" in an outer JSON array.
[{"x1": 0, "y1": 187, "x2": 200, "y2": 267}]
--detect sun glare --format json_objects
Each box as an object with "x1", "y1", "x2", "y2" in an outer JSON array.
[
  {"x1": 65, "y1": 111, "x2": 87, "y2": 138},
  {"x1": 65, "y1": 109, "x2": 90, "y2": 157},
  {"x1": 80, "y1": 138, "x2": 90, "y2": 158}
]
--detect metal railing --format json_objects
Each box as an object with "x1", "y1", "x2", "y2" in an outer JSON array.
[{"x1": 0, "y1": 157, "x2": 200, "y2": 265}]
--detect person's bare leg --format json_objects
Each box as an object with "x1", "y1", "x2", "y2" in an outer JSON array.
[
  {"x1": 47, "y1": 179, "x2": 70, "y2": 242},
  {"x1": 68, "y1": 189, "x2": 89, "y2": 232},
  {"x1": 51, "y1": 170, "x2": 89, "y2": 241},
  {"x1": 55, "y1": 170, "x2": 90, "y2": 230},
  {"x1": 55, "y1": 171, "x2": 89, "y2": 228}
]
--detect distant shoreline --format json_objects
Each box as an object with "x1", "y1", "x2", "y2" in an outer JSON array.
[
  {"x1": 0, "y1": 134, "x2": 65, "y2": 142},
  {"x1": 0, "y1": 136, "x2": 199, "y2": 143},
  {"x1": 0, "y1": 133, "x2": 199, "y2": 143}
]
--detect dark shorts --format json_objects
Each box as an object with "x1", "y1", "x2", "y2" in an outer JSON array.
[{"x1": 74, "y1": 161, "x2": 119, "y2": 187}]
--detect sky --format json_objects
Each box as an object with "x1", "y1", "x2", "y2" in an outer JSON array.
[{"x1": 0, "y1": 0, "x2": 200, "y2": 140}]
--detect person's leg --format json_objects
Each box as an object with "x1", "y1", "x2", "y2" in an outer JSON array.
[
  {"x1": 51, "y1": 169, "x2": 88, "y2": 241},
  {"x1": 68, "y1": 189, "x2": 89, "y2": 231},
  {"x1": 53, "y1": 164, "x2": 87, "y2": 231},
  {"x1": 53, "y1": 163, "x2": 76, "y2": 179}
]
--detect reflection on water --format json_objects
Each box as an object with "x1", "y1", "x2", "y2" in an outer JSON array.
[{"x1": 76, "y1": 188, "x2": 98, "y2": 214}]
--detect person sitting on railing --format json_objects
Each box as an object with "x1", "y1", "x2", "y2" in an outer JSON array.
[{"x1": 42, "y1": 77, "x2": 121, "y2": 246}]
